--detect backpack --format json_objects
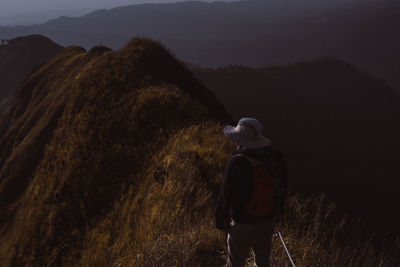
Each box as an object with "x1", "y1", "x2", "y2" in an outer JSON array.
[{"x1": 241, "y1": 154, "x2": 277, "y2": 217}]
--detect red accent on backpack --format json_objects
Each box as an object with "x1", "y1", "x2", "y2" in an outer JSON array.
[{"x1": 245, "y1": 162, "x2": 275, "y2": 216}]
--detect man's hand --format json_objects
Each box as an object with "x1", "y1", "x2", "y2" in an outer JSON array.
[{"x1": 216, "y1": 218, "x2": 231, "y2": 233}]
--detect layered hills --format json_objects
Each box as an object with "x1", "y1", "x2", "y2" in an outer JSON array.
[
  {"x1": 0, "y1": 35, "x2": 63, "y2": 110},
  {"x1": 193, "y1": 59, "x2": 400, "y2": 227},
  {"x1": 0, "y1": 38, "x2": 399, "y2": 266},
  {"x1": 0, "y1": 0, "x2": 399, "y2": 91}
]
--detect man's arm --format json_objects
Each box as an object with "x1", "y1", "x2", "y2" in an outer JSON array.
[
  {"x1": 215, "y1": 159, "x2": 232, "y2": 231},
  {"x1": 215, "y1": 155, "x2": 251, "y2": 231}
]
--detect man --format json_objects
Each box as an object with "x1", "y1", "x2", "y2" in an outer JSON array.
[{"x1": 216, "y1": 118, "x2": 288, "y2": 267}]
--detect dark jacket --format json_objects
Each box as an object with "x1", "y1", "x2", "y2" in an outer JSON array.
[{"x1": 215, "y1": 146, "x2": 288, "y2": 230}]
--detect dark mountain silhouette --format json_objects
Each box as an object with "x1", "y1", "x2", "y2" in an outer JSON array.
[
  {"x1": 193, "y1": 59, "x2": 400, "y2": 228},
  {"x1": 0, "y1": 35, "x2": 63, "y2": 110},
  {"x1": 0, "y1": 0, "x2": 399, "y2": 92}
]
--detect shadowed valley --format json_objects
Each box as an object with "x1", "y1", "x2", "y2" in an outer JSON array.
[{"x1": 193, "y1": 60, "x2": 400, "y2": 229}]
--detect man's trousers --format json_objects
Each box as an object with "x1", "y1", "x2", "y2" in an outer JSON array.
[{"x1": 226, "y1": 217, "x2": 276, "y2": 267}]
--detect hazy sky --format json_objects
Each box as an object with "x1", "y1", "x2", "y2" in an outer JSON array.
[{"x1": 0, "y1": 0, "x2": 159, "y2": 16}]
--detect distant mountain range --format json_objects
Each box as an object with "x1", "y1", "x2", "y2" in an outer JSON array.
[
  {"x1": 0, "y1": 0, "x2": 399, "y2": 91},
  {"x1": 0, "y1": 9, "x2": 95, "y2": 26},
  {"x1": 0, "y1": 35, "x2": 63, "y2": 110},
  {"x1": 193, "y1": 59, "x2": 400, "y2": 227}
]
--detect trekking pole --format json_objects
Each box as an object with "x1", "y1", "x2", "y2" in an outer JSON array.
[{"x1": 273, "y1": 232, "x2": 296, "y2": 267}]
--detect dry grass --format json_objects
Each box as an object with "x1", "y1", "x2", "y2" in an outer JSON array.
[
  {"x1": 273, "y1": 193, "x2": 400, "y2": 267},
  {"x1": 76, "y1": 123, "x2": 232, "y2": 267}
]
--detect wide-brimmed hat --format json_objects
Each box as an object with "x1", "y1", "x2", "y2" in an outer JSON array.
[{"x1": 224, "y1": 118, "x2": 271, "y2": 149}]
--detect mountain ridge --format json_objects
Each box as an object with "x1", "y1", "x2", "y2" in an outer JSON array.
[{"x1": 0, "y1": 37, "x2": 232, "y2": 265}]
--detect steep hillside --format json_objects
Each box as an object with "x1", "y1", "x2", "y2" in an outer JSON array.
[
  {"x1": 0, "y1": 35, "x2": 63, "y2": 110},
  {"x1": 193, "y1": 59, "x2": 400, "y2": 228},
  {"x1": 0, "y1": 38, "x2": 230, "y2": 265}
]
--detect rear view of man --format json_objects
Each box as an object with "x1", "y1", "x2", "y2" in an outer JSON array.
[{"x1": 216, "y1": 118, "x2": 288, "y2": 267}]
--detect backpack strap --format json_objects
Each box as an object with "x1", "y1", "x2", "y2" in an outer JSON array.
[{"x1": 237, "y1": 153, "x2": 262, "y2": 166}]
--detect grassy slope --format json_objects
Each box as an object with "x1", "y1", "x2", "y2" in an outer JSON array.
[
  {"x1": 0, "y1": 38, "x2": 398, "y2": 266},
  {"x1": 0, "y1": 38, "x2": 231, "y2": 265}
]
